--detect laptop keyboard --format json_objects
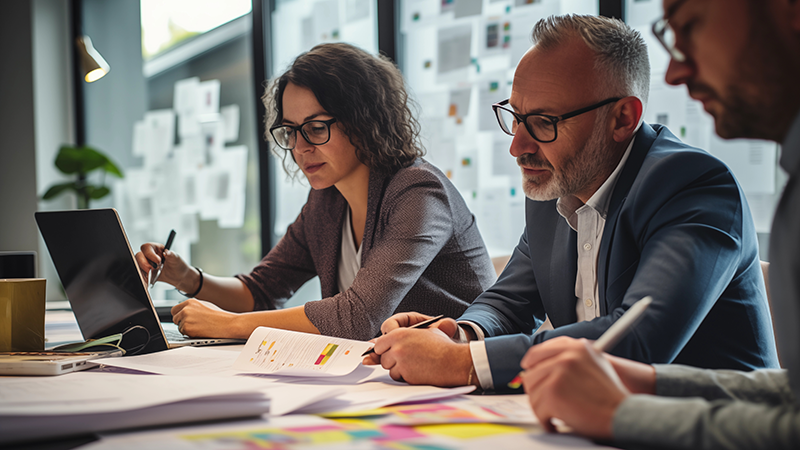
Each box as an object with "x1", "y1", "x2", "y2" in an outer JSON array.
[{"x1": 163, "y1": 328, "x2": 188, "y2": 342}]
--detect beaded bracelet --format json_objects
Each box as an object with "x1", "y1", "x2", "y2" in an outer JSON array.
[{"x1": 179, "y1": 266, "x2": 204, "y2": 298}]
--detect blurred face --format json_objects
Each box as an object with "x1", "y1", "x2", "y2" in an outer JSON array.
[
  {"x1": 662, "y1": 0, "x2": 795, "y2": 141},
  {"x1": 280, "y1": 82, "x2": 368, "y2": 191},
  {"x1": 509, "y1": 37, "x2": 618, "y2": 203}
]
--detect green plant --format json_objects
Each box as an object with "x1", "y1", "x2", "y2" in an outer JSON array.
[{"x1": 42, "y1": 145, "x2": 124, "y2": 209}]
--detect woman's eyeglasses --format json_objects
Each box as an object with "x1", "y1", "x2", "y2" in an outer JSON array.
[{"x1": 270, "y1": 118, "x2": 338, "y2": 150}]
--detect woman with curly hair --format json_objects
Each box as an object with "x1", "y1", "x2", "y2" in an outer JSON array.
[{"x1": 136, "y1": 43, "x2": 495, "y2": 340}]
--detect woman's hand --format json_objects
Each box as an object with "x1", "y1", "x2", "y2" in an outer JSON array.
[
  {"x1": 171, "y1": 299, "x2": 238, "y2": 338},
  {"x1": 135, "y1": 243, "x2": 194, "y2": 290}
]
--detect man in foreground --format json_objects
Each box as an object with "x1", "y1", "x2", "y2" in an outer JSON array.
[
  {"x1": 365, "y1": 14, "x2": 777, "y2": 390},
  {"x1": 518, "y1": 0, "x2": 800, "y2": 448}
]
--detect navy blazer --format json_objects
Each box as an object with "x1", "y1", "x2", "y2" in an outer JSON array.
[{"x1": 459, "y1": 123, "x2": 780, "y2": 390}]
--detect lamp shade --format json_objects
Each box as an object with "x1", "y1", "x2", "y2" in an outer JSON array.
[{"x1": 76, "y1": 36, "x2": 110, "y2": 82}]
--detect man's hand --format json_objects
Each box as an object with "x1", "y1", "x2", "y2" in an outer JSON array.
[
  {"x1": 362, "y1": 327, "x2": 475, "y2": 386},
  {"x1": 380, "y1": 312, "x2": 433, "y2": 334},
  {"x1": 380, "y1": 312, "x2": 461, "y2": 340},
  {"x1": 605, "y1": 353, "x2": 657, "y2": 395},
  {"x1": 519, "y1": 337, "x2": 631, "y2": 439},
  {"x1": 171, "y1": 299, "x2": 237, "y2": 338}
]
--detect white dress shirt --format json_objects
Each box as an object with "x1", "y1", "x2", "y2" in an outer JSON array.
[{"x1": 464, "y1": 136, "x2": 636, "y2": 389}]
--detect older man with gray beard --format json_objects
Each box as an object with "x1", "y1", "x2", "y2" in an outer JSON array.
[{"x1": 364, "y1": 14, "x2": 778, "y2": 391}]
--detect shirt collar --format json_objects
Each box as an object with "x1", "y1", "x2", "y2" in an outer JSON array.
[
  {"x1": 780, "y1": 109, "x2": 800, "y2": 176},
  {"x1": 556, "y1": 134, "x2": 637, "y2": 229}
]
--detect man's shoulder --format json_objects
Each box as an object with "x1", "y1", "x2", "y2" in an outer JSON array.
[
  {"x1": 632, "y1": 124, "x2": 734, "y2": 189},
  {"x1": 642, "y1": 124, "x2": 729, "y2": 172}
]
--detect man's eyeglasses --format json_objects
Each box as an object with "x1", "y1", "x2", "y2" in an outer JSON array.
[
  {"x1": 270, "y1": 118, "x2": 338, "y2": 151},
  {"x1": 652, "y1": 17, "x2": 687, "y2": 63},
  {"x1": 492, "y1": 98, "x2": 621, "y2": 143}
]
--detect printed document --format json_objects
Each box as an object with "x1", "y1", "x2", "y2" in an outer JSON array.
[{"x1": 233, "y1": 326, "x2": 372, "y2": 377}]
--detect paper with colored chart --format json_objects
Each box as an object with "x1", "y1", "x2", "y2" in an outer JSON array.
[{"x1": 233, "y1": 327, "x2": 372, "y2": 377}]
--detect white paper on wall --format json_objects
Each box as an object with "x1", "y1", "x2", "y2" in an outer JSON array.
[
  {"x1": 437, "y1": 24, "x2": 473, "y2": 75},
  {"x1": 132, "y1": 120, "x2": 147, "y2": 157},
  {"x1": 174, "y1": 77, "x2": 200, "y2": 115},
  {"x1": 448, "y1": 87, "x2": 473, "y2": 120},
  {"x1": 745, "y1": 193, "x2": 780, "y2": 234},
  {"x1": 196, "y1": 80, "x2": 221, "y2": 116},
  {"x1": 197, "y1": 166, "x2": 223, "y2": 221},
  {"x1": 492, "y1": 134, "x2": 517, "y2": 177},
  {"x1": 142, "y1": 109, "x2": 176, "y2": 168},
  {"x1": 477, "y1": 75, "x2": 508, "y2": 131},
  {"x1": 221, "y1": 104, "x2": 240, "y2": 143},
  {"x1": 709, "y1": 137, "x2": 778, "y2": 195},
  {"x1": 174, "y1": 77, "x2": 201, "y2": 138},
  {"x1": 217, "y1": 146, "x2": 248, "y2": 229},
  {"x1": 201, "y1": 119, "x2": 226, "y2": 164},
  {"x1": 181, "y1": 212, "x2": 200, "y2": 244},
  {"x1": 454, "y1": 0, "x2": 482, "y2": 18},
  {"x1": 345, "y1": 0, "x2": 371, "y2": 23},
  {"x1": 508, "y1": 1, "x2": 560, "y2": 66},
  {"x1": 479, "y1": 15, "x2": 512, "y2": 58},
  {"x1": 312, "y1": 0, "x2": 341, "y2": 43},
  {"x1": 400, "y1": 0, "x2": 441, "y2": 33}
]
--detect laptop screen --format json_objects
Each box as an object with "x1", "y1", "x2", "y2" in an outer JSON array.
[
  {"x1": 0, "y1": 252, "x2": 36, "y2": 278},
  {"x1": 36, "y1": 209, "x2": 168, "y2": 354}
]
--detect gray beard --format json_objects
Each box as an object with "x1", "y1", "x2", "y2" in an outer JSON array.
[{"x1": 520, "y1": 116, "x2": 614, "y2": 202}]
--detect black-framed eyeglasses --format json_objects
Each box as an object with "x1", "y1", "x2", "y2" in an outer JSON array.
[
  {"x1": 269, "y1": 118, "x2": 338, "y2": 151},
  {"x1": 652, "y1": 17, "x2": 687, "y2": 63},
  {"x1": 492, "y1": 98, "x2": 621, "y2": 143},
  {"x1": 651, "y1": 0, "x2": 689, "y2": 63}
]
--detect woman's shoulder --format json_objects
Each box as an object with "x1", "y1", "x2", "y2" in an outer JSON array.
[{"x1": 383, "y1": 158, "x2": 452, "y2": 193}]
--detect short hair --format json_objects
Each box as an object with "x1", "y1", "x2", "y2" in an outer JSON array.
[
  {"x1": 263, "y1": 43, "x2": 424, "y2": 177},
  {"x1": 530, "y1": 14, "x2": 650, "y2": 108}
]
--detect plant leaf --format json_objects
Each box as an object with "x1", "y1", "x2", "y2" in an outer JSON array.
[
  {"x1": 41, "y1": 182, "x2": 78, "y2": 200},
  {"x1": 103, "y1": 159, "x2": 124, "y2": 178},
  {"x1": 55, "y1": 145, "x2": 110, "y2": 175},
  {"x1": 86, "y1": 185, "x2": 111, "y2": 200}
]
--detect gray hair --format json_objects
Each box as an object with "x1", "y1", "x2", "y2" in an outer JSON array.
[{"x1": 530, "y1": 14, "x2": 650, "y2": 108}]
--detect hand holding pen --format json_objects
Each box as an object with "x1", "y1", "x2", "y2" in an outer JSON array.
[
  {"x1": 508, "y1": 296, "x2": 653, "y2": 389},
  {"x1": 362, "y1": 315, "x2": 445, "y2": 356},
  {"x1": 148, "y1": 229, "x2": 176, "y2": 288}
]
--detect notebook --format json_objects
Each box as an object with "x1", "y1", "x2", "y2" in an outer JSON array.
[{"x1": 35, "y1": 209, "x2": 244, "y2": 354}]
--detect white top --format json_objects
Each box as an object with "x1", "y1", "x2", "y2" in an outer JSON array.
[
  {"x1": 465, "y1": 135, "x2": 637, "y2": 390},
  {"x1": 337, "y1": 207, "x2": 362, "y2": 294}
]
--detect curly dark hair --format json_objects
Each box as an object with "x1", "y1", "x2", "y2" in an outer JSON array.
[{"x1": 263, "y1": 43, "x2": 424, "y2": 177}]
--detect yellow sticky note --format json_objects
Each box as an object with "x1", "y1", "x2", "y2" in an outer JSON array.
[{"x1": 414, "y1": 423, "x2": 525, "y2": 439}]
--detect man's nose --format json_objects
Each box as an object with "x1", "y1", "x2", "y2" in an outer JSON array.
[
  {"x1": 509, "y1": 124, "x2": 539, "y2": 158},
  {"x1": 665, "y1": 56, "x2": 695, "y2": 87}
]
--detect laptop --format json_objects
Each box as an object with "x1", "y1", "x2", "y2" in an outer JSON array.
[{"x1": 36, "y1": 209, "x2": 244, "y2": 355}]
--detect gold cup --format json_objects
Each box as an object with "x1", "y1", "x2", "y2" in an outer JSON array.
[{"x1": 0, "y1": 278, "x2": 46, "y2": 351}]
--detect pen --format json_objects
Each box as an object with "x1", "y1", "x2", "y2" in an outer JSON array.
[
  {"x1": 149, "y1": 229, "x2": 176, "y2": 288},
  {"x1": 507, "y1": 296, "x2": 653, "y2": 389},
  {"x1": 361, "y1": 315, "x2": 446, "y2": 357}
]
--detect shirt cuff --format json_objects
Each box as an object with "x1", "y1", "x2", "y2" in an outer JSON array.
[
  {"x1": 457, "y1": 320, "x2": 485, "y2": 341},
  {"x1": 469, "y1": 340, "x2": 494, "y2": 390}
]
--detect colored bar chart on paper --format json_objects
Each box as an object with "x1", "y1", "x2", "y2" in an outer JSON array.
[
  {"x1": 234, "y1": 327, "x2": 372, "y2": 377},
  {"x1": 315, "y1": 344, "x2": 339, "y2": 366}
]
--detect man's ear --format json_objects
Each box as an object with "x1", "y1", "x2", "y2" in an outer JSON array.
[{"x1": 609, "y1": 96, "x2": 643, "y2": 143}]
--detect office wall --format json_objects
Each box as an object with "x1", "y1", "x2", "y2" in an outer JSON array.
[
  {"x1": 0, "y1": 3, "x2": 40, "y2": 259},
  {"x1": 32, "y1": 0, "x2": 75, "y2": 299}
]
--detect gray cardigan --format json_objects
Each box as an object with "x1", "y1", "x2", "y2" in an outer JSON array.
[{"x1": 236, "y1": 159, "x2": 496, "y2": 340}]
